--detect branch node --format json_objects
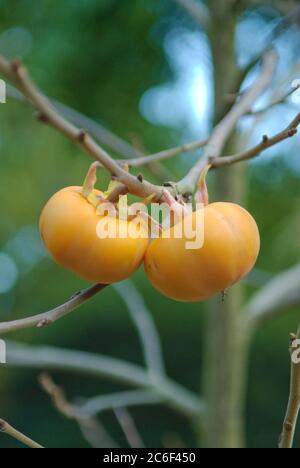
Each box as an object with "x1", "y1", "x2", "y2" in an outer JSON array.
[
  {"x1": 70, "y1": 290, "x2": 82, "y2": 300},
  {"x1": 78, "y1": 129, "x2": 88, "y2": 143},
  {"x1": 10, "y1": 58, "x2": 22, "y2": 75},
  {"x1": 0, "y1": 419, "x2": 7, "y2": 432},
  {"x1": 284, "y1": 421, "x2": 293, "y2": 432},
  {"x1": 36, "y1": 111, "x2": 48, "y2": 123},
  {"x1": 262, "y1": 134, "x2": 269, "y2": 143},
  {"x1": 288, "y1": 128, "x2": 297, "y2": 137},
  {"x1": 137, "y1": 174, "x2": 144, "y2": 183},
  {"x1": 36, "y1": 318, "x2": 52, "y2": 329}
]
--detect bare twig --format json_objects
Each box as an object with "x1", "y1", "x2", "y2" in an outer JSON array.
[
  {"x1": 0, "y1": 55, "x2": 163, "y2": 200},
  {"x1": 6, "y1": 84, "x2": 144, "y2": 160},
  {"x1": 0, "y1": 284, "x2": 106, "y2": 335},
  {"x1": 79, "y1": 420, "x2": 117, "y2": 449},
  {"x1": 39, "y1": 374, "x2": 118, "y2": 448},
  {"x1": 279, "y1": 327, "x2": 300, "y2": 448},
  {"x1": 114, "y1": 281, "x2": 165, "y2": 375},
  {"x1": 40, "y1": 377, "x2": 160, "y2": 448},
  {"x1": 7, "y1": 83, "x2": 175, "y2": 184},
  {"x1": 0, "y1": 419, "x2": 43, "y2": 448},
  {"x1": 1, "y1": 50, "x2": 297, "y2": 347},
  {"x1": 244, "y1": 263, "x2": 300, "y2": 330},
  {"x1": 212, "y1": 113, "x2": 300, "y2": 168},
  {"x1": 7, "y1": 341, "x2": 203, "y2": 420},
  {"x1": 79, "y1": 390, "x2": 163, "y2": 417},
  {"x1": 177, "y1": 50, "x2": 278, "y2": 194},
  {"x1": 113, "y1": 408, "x2": 144, "y2": 448},
  {"x1": 39, "y1": 373, "x2": 87, "y2": 420},
  {"x1": 7, "y1": 77, "x2": 207, "y2": 170},
  {"x1": 247, "y1": 85, "x2": 300, "y2": 117},
  {"x1": 6, "y1": 83, "x2": 176, "y2": 183},
  {"x1": 121, "y1": 138, "x2": 208, "y2": 167},
  {"x1": 1, "y1": 51, "x2": 295, "y2": 203}
]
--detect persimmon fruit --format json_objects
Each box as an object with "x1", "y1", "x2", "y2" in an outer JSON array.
[
  {"x1": 144, "y1": 167, "x2": 260, "y2": 302},
  {"x1": 40, "y1": 164, "x2": 148, "y2": 284}
]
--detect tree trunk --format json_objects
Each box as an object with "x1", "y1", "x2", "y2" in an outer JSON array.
[
  {"x1": 200, "y1": 3, "x2": 252, "y2": 448},
  {"x1": 202, "y1": 282, "x2": 252, "y2": 448}
]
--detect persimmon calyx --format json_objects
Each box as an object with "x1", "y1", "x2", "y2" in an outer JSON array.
[
  {"x1": 162, "y1": 189, "x2": 191, "y2": 215},
  {"x1": 195, "y1": 164, "x2": 211, "y2": 206},
  {"x1": 143, "y1": 193, "x2": 156, "y2": 206},
  {"x1": 87, "y1": 192, "x2": 105, "y2": 208},
  {"x1": 82, "y1": 162, "x2": 100, "y2": 198},
  {"x1": 82, "y1": 163, "x2": 126, "y2": 209},
  {"x1": 160, "y1": 189, "x2": 192, "y2": 230},
  {"x1": 82, "y1": 162, "x2": 106, "y2": 208},
  {"x1": 103, "y1": 165, "x2": 129, "y2": 201},
  {"x1": 115, "y1": 194, "x2": 162, "y2": 237}
]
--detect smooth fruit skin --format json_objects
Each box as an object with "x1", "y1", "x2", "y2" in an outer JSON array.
[
  {"x1": 40, "y1": 187, "x2": 149, "y2": 284},
  {"x1": 144, "y1": 202, "x2": 260, "y2": 302}
]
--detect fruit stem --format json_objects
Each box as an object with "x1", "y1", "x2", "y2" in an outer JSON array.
[
  {"x1": 161, "y1": 189, "x2": 190, "y2": 214},
  {"x1": 161, "y1": 189, "x2": 191, "y2": 229},
  {"x1": 195, "y1": 164, "x2": 211, "y2": 206}
]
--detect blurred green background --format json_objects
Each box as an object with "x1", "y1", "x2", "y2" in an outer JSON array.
[{"x1": 0, "y1": 0, "x2": 300, "y2": 448}]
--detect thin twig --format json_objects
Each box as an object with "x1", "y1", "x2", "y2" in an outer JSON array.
[
  {"x1": 41, "y1": 377, "x2": 160, "y2": 448},
  {"x1": 122, "y1": 138, "x2": 208, "y2": 167},
  {"x1": 6, "y1": 84, "x2": 144, "y2": 160},
  {"x1": 212, "y1": 113, "x2": 300, "y2": 168},
  {"x1": 6, "y1": 73, "x2": 207, "y2": 173},
  {"x1": 114, "y1": 281, "x2": 165, "y2": 375},
  {"x1": 0, "y1": 419, "x2": 43, "y2": 448},
  {"x1": 39, "y1": 373, "x2": 87, "y2": 420},
  {"x1": 79, "y1": 420, "x2": 117, "y2": 449},
  {"x1": 113, "y1": 408, "x2": 144, "y2": 448},
  {"x1": 39, "y1": 374, "x2": 118, "y2": 448},
  {"x1": 7, "y1": 341, "x2": 203, "y2": 420},
  {"x1": 247, "y1": 85, "x2": 300, "y2": 116},
  {"x1": 79, "y1": 390, "x2": 163, "y2": 417},
  {"x1": 1, "y1": 51, "x2": 295, "y2": 203},
  {"x1": 0, "y1": 284, "x2": 106, "y2": 335},
  {"x1": 6, "y1": 83, "x2": 175, "y2": 182},
  {"x1": 244, "y1": 262, "x2": 300, "y2": 330},
  {"x1": 0, "y1": 55, "x2": 163, "y2": 200},
  {"x1": 279, "y1": 327, "x2": 300, "y2": 448},
  {"x1": 177, "y1": 50, "x2": 278, "y2": 194}
]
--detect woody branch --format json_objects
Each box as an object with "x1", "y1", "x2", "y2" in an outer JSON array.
[
  {"x1": 0, "y1": 419, "x2": 43, "y2": 448},
  {"x1": 0, "y1": 48, "x2": 299, "y2": 337},
  {"x1": 0, "y1": 50, "x2": 299, "y2": 203},
  {"x1": 279, "y1": 325, "x2": 300, "y2": 448}
]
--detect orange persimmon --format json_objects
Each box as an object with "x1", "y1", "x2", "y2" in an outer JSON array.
[
  {"x1": 144, "y1": 169, "x2": 260, "y2": 302},
  {"x1": 40, "y1": 165, "x2": 148, "y2": 284}
]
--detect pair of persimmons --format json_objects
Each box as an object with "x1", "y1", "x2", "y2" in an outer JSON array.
[{"x1": 40, "y1": 164, "x2": 260, "y2": 302}]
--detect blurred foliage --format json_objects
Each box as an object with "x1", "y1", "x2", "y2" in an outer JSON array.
[{"x1": 0, "y1": 0, "x2": 300, "y2": 448}]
